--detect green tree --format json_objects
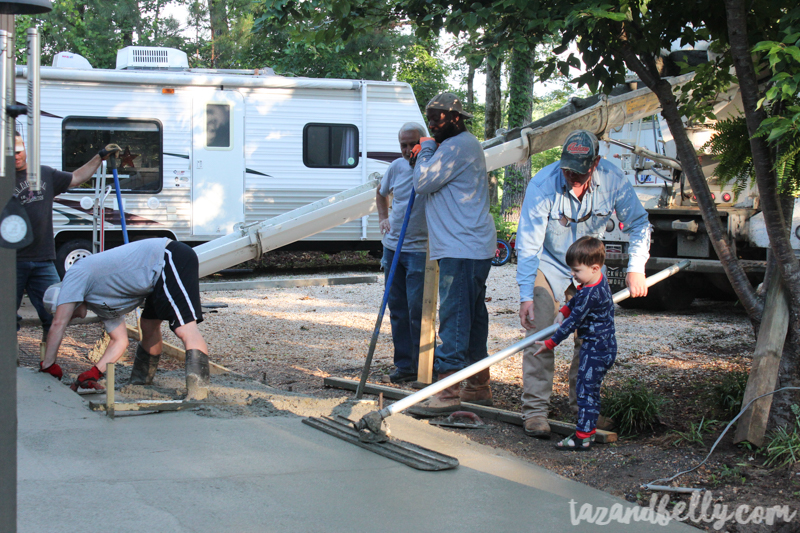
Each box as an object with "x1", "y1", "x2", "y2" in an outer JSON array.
[
  {"x1": 396, "y1": 43, "x2": 450, "y2": 114},
  {"x1": 15, "y1": 1, "x2": 189, "y2": 68}
]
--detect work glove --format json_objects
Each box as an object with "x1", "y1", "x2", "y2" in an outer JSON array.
[
  {"x1": 39, "y1": 361, "x2": 63, "y2": 381},
  {"x1": 74, "y1": 365, "x2": 105, "y2": 391},
  {"x1": 409, "y1": 137, "x2": 436, "y2": 168},
  {"x1": 98, "y1": 144, "x2": 121, "y2": 160}
]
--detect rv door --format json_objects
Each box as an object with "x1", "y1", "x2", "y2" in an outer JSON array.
[{"x1": 191, "y1": 91, "x2": 245, "y2": 236}]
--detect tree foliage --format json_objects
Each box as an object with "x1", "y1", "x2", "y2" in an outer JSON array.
[
  {"x1": 752, "y1": 7, "x2": 800, "y2": 197},
  {"x1": 15, "y1": 1, "x2": 187, "y2": 68}
]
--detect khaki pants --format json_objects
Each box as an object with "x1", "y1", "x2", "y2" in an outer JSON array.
[{"x1": 521, "y1": 270, "x2": 582, "y2": 420}]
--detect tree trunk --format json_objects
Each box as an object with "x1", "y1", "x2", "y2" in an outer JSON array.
[
  {"x1": 724, "y1": 0, "x2": 800, "y2": 428},
  {"x1": 207, "y1": 0, "x2": 230, "y2": 68},
  {"x1": 485, "y1": 55, "x2": 503, "y2": 206},
  {"x1": 619, "y1": 45, "x2": 762, "y2": 321},
  {"x1": 466, "y1": 63, "x2": 475, "y2": 108},
  {"x1": 724, "y1": 0, "x2": 800, "y2": 318},
  {"x1": 501, "y1": 48, "x2": 534, "y2": 224}
]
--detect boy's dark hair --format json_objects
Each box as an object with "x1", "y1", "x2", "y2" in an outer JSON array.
[{"x1": 566, "y1": 236, "x2": 605, "y2": 268}]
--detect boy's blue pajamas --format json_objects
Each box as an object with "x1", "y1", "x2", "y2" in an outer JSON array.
[{"x1": 544, "y1": 275, "x2": 616, "y2": 434}]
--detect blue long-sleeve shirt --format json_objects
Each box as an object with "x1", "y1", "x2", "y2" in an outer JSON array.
[
  {"x1": 516, "y1": 160, "x2": 651, "y2": 302},
  {"x1": 546, "y1": 275, "x2": 616, "y2": 354}
]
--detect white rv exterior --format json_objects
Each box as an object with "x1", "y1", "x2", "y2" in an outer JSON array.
[{"x1": 16, "y1": 47, "x2": 425, "y2": 275}]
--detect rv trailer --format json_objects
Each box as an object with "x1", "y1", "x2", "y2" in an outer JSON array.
[{"x1": 16, "y1": 46, "x2": 425, "y2": 276}]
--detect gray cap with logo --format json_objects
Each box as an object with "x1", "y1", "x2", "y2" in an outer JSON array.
[
  {"x1": 559, "y1": 130, "x2": 600, "y2": 174},
  {"x1": 426, "y1": 92, "x2": 473, "y2": 119}
]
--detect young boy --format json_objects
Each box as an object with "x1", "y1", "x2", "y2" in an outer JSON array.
[{"x1": 532, "y1": 236, "x2": 616, "y2": 450}]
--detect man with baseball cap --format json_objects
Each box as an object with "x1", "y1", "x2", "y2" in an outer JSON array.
[
  {"x1": 515, "y1": 129, "x2": 651, "y2": 438},
  {"x1": 39, "y1": 238, "x2": 211, "y2": 400},
  {"x1": 407, "y1": 92, "x2": 497, "y2": 416},
  {"x1": 15, "y1": 131, "x2": 120, "y2": 339}
]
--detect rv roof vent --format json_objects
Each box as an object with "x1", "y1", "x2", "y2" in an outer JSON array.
[
  {"x1": 52, "y1": 52, "x2": 93, "y2": 69},
  {"x1": 115, "y1": 46, "x2": 189, "y2": 70}
]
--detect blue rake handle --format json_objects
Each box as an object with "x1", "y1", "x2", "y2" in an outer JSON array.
[
  {"x1": 355, "y1": 188, "x2": 417, "y2": 399},
  {"x1": 111, "y1": 167, "x2": 129, "y2": 244}
]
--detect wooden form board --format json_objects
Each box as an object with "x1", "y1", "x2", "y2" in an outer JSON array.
[
  {"x1": 125, "y1": 324, "x2": 230, "y2": 375},
  {"x1": 416, "y1": 249, "x2": 438, "y2": 385},
  {"x1": 323, "y1": 377, "x2": 617, "y2": 444},
  {"x1": 93, "y1": 362, "x2": 243, "y2": 415},
  {"x1": 734, "y1": 272, "x2": 790, "y2": 447}
]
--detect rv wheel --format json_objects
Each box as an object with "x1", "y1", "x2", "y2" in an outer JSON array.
[{"x1": 55, "y1": 239, "x2": 93, "y2": 279}]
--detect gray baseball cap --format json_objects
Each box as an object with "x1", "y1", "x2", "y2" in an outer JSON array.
[
  {"x1": 43, "y1": 282, "x2": 61, "y2": 315},
  {"x1": 559, "y1": 130, "x2": 600, "y2": 174},
  {"x1": 426, "y1": 92, "x2": 473, "y2": 119}
]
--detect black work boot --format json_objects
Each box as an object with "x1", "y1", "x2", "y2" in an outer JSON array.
[
  {"x1": 129, "y1": 344, "x2": 161, "y2": 386},
  {"x1": 185, "y1": 349, "x2": 210, "y2": 400}
]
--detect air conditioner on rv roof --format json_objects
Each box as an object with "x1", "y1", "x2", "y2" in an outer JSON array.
[
  {"x1": 52, "y1": 52, "x2": 93, "y2": 69},
  {"x1": 115, "y1": 46, "x2": 189, "y2": 70}
]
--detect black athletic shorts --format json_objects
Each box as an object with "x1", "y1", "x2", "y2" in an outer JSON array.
[{"x1": 141, "y1": 241, "x2": 203, "y2": 331}]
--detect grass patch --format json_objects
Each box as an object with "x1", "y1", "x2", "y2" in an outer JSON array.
[
  {"x1": 601, "y1": 380, "x2": 664, "y2": 437},
  {"x1": 764, "y1": 405, "x2": 800, "y2": 469},
  {"x1": 709, "y1": 464, "x2": 746, "y2": 487},
  {"x1": 669, "y1": 417, "x2": 720, "y2": 447},
  {"x1": 712, "y1": 370, "x2": 749, "y2": 420}
]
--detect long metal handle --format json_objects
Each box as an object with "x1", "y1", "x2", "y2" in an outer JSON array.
[
  {"x1": 26, "y1": 28, "x2": 40, "y2": 192},
  {"x1": 378, "y1": 260, "x2": 691, "y2": 419},
  {"x1": 355, "y1": 188, "x2": 417, "y2": 398},
  {"x1": 0, "y1": 30, "x2": 8, "y2": 178}
]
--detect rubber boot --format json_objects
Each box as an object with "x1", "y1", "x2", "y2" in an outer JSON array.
[
  {"x1": 407, "y1": 371, "x2": 461, "y2": 418},
  {"x1": 460, "y1": 368, "x2": 493, "y2": 406},
  {"x1": 129, "y1": 343, "x2": 161, "y2": 386},
  {"x1": 185, "y1": 349, "x2": 210, "y2": 400}
]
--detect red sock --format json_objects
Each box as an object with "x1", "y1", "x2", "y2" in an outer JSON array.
[{"x1": 576, "y1": 429, "x2": 596, "y2": 439}]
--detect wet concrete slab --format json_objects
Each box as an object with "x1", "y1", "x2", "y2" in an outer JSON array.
[{"x1": 17, "y1": 368, "x2": 695, "y2": 532}]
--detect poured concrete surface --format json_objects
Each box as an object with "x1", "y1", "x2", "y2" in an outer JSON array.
[{"x1": 17, "y1": 369, "x2": 694, "y2": 532}]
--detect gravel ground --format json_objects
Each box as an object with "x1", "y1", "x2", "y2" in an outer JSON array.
[{"x1": 18, "y1": 262, "x2": 799, "y2": 532}]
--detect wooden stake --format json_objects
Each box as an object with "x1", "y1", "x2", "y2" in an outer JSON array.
[
  {"x1": 417, "y1": 247, "x2": 438, "y2": 384},
  {"x1": 734, "y1": 271, "x2": 790, "y2": 447}
]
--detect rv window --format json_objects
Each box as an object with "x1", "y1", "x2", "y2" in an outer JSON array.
[
  {"x1": 303, "y1": 124, "x2": 359, "y2": 168},
  {"x1": 206, "y1": 103, "x2": 231, "y2": 148},
  {"x1": 62, "y1": 117, "x2": 162, "y2": 194}
]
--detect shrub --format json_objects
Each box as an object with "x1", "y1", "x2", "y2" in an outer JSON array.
[
  {"x1": 712, "y1": 370, "x2": 749, "y2": 420},
  {"x1": 601, "y1": 380, "x2": 664, "y2": 437},
  {"x1": 764, "y1": 405, "x2": 800, "y2": 469}
]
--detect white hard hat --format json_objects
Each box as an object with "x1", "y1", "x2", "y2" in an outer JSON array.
[{"x1": 43, "y1": 283, "x2": 61, "y2": 315}]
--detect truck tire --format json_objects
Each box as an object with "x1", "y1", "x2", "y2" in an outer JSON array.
[
  {"x1": 55, "y1": 239, "x2": 93, "y2": 278},
  {"x1": 617, "y1": 273, "x2": 695, "y2": 311}
]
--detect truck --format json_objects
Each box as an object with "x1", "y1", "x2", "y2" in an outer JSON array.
[
  {"x1": 15, "y1": 46, "x2": 425, "y2": 277},
  {"x1": 479, "y1": 66, "x2": 800, "y2": 310}
]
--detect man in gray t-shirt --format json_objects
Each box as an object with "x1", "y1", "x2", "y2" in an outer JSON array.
[
  {"x1": 409, "y1": 93, "x2": 497, "y2": 417},
  {"x1": 376, "y1": 122, "x2": 428, "y2": 383},
  {"x1": 38, "y1": 238, "x2": 211, "y2": 400}
]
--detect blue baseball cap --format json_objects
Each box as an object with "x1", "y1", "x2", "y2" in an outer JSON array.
[{"x1": 559, "y1": 130, "x2": 600, "y2": 174}]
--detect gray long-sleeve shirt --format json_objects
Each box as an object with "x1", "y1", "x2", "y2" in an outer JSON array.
[
  {"x1": 379, "y1": 157, "x2": 428, "y2": 253},
  {"x1": 412, "y1": 132, "x2": 496, "y2": 261}
]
